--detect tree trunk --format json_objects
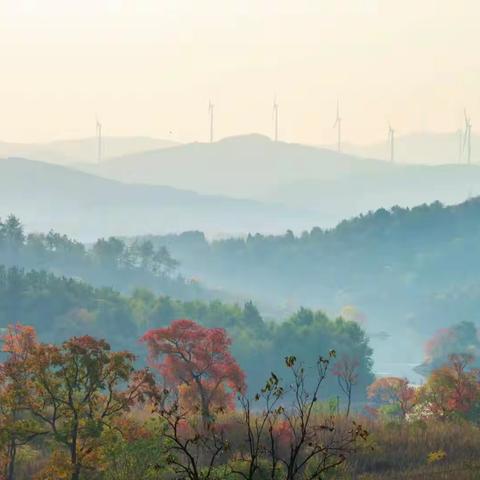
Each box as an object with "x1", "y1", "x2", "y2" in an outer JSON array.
[
  {"x1": 70, "y1": 425, "x2": 80, "y2": 480},
  {"x1": 6, "y1": 439, "x2": 16, "y2": 480},
  {"x1": 200, "y1": 392, "x2": 211, "y2": 427},
  {"x1": 346, "y1": 387, "x2": 352, "y2": 417},
  {"x1": 71, "y1": 464, "x2": 81, "y2": 480},
  {"x1": 194, "y1": 377, "x2": 211, "y2": 427}
]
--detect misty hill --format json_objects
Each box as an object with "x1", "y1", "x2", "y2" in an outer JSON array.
[
  {"x1": 82, "y1": 134, "x2": 480, "y2": 226},
  {"x1": 0, "y1": 265, "x2": 374, "y2": 397},
  {"x1": 0, "y1": 136, "x2": 178, "y2": 165},
  {"x1": 82, "y1": 134, "x2": 388, "y2": 198},
  {"x1": 141, "y1": 198, "x2": 480, "y2": 366},
  {"x1": 0, "y1": 215, "x2": 223, "y2": 303},
  {"x1": 341, "y1": 131, "x2": 480, "y2": 165},
  {"x1": 0, "y1": 157, "x2": 310, "y2": 239}
]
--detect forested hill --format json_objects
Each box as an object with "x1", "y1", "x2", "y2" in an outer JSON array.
[
  {"x1": 0, "y1": 215, "x2": 222, "y2": 302},
  {"x1": 141, "y1": 198, "x2": 480, "y2": 339},
  {"x1": 0, "y1": 266, "x2": 374, "y2": 398}
]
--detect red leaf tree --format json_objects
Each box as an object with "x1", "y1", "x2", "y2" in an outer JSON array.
[{"x1": 141, "y1": 319, "x2": 246, "y2": 424}]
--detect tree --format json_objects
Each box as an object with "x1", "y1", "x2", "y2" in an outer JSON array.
[
  {"x1": 27, "y1": 335, "x2": 154, "y2": 480},
  {"x1": 0, "y1": 325, "x2": 47, "y2": 480},
  {"x1": 333, "y1": 356, "x2": 359, "y2": 417},
  {"x1": 141, "y1": 319, "x2": 246, "y2": 425},
  {"x1": 0, "y1": 215, "x2": 25, "y2": 258},
  {"x1": 367, "y1": 377, "x2": 416, "y2": 419},
  {"x1": 92, "y1": 237, "x2": 126, "y2": 270},
  {"x1": 418, "y1": 322, "x2": 480, "y2": 375},
  {"x1": 233, "y1": 352, "x2": 369, "y2": 480},
  {"x1": 151, "y1": 389, "x2": 231, "y2": 480},
  {"x1": 418, "y1": 353, "x2": 480, "y2": 420}
]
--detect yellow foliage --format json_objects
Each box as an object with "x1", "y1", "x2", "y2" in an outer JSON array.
[
  {"x1": 33, "y1": 451, "x2": 73, "y2": 480},
  {"x1": 427, "y1": 449, "x2": 447, "y2": 464}
]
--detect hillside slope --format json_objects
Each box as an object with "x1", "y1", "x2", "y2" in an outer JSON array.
[
  {"x1": 82, "y1": 134, "x2": 480, "y2": 226},
  {"x1": 0, "y1": 157, "x2": 309, "y2": 239},
  {"x1": 0, "y1": 136, "x2": 178, "y2": 165},
  {"x1": 141, "y1": 198, "x2": 480, "y2": 366},
  {"x1": 339, "y1": 131, "x2": 480, "y2": 165}
]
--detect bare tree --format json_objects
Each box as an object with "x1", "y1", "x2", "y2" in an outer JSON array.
[
  {"x1": 233, "y1": 352, "x2": 368, "y2": 480},
  {"x1": 333, "y1": 356, "x2": 359, "y2": 417}
]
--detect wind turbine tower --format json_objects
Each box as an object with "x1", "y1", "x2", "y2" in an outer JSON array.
[
  {"x1": 208, "y1": 101, "x2": 214, "y2": 143},
  {"x1": 272, "y1": 97, "x2": 279, "y2": 142},
  {"x1": 458, "y1": 128, "x2": 463, "y2": 163},
  {"x1": 464, "y1": 109, "x2": 472, "y2": 164},
  {"x1": 333, "y1": 100, "x2": 342, "y2": 152},
  {"x1": 96, "y1": 117, "x2": 102, "y2": 163},
  {"x1": 388, "y1": 124, "x2": 395, "y2": 162}
]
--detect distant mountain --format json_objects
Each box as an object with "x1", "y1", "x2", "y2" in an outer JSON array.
[
  {"x1": 339, "y1": 131, "x2": 479, "y2": 165},
  {"x1": 0, "y1": 136, "x2": 178, "y2": 165},
  {"x1": 82, "y1": 134, "x2": 388, "y2": 199},
  {"x1": 80, "y1": 133, "x2": 480, "y2": 227},
  {"x1": 0, "y1": 157, "x2": 311, "y2": 240}
]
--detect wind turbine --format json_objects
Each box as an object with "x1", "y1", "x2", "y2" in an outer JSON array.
[
  {"x1": 463, "y1": 109, "x2": 472, "y2": 164},
  {"x1": 272, "y1": 96, "x2": 279, "y2": 142},
  {"x1": 333, "y1": 100, "x2": 342, "y2": 152},
  {"x1": 96, "y1": 116, "x2": 102, "y2": 163},
  {"x1": 458, "y1": 128, "x2": 464, "y2": 163},
  {"x1": 388, "y1": 123, "x2": 395, "y2": 163},
  {"x1": 208, "y1": 101, "x2": 214, "y2": 143}
]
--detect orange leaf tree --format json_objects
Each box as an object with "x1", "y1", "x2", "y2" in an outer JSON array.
[
  {"x1": 0, "y1": 325, "x2": 47, "y2": 480},
  {"x1": 26, "y1": 335, "x2": 154, "y2": 480},
  {"x1": 367, "y1": 376, "x2": 417, "y2": 419},
  {"x1": 418, "y1": 353, "x2": 480, "y2": 420}
]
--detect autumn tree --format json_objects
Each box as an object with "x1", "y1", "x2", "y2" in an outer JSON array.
[
  {"x1": 26, "y1": 335, "x2": 154, "y2": 480},
  {"x1": 0, "y1": 325, "x2": 47, "y2": 480},
  {"x1": 367, "y1": 376, "x2": 417, "y2": 419},
  {"x1": 418, "y1": 353, "x2": 480, "y2": 421},
  {"x1": 417, "y1": 322, "x2": 480, "y2": 375},
  {"x1": 141, "y1": 319, "x2": 246, "y2": 425}
]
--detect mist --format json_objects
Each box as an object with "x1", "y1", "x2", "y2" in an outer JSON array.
[{"x1": 1, "y1": 2, "x2": 480, "y2": 478}]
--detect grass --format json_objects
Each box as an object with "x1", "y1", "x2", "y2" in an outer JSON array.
[{"x1": 341, "y1": 418, "x2": 480, "y2": 479}]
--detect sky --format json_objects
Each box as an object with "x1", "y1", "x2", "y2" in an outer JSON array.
[{"x1": 0, "y1": 0, "x2": 479, "y2": 145}]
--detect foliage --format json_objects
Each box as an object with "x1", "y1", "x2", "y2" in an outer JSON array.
[
  {"x1": 0, "y1": 267, "x2": 375, "y2": 401},
  {"x1": 0, "y1": 325, "x2": 47, "y2": 480},
  {"x1": 0, "y1": 215, "x2": 210, "y2": 302},
  {"x1": 367, "y1": 377, "x2": 417, "y2": 419},
  {"x1": 417, "y1": 321, "x2": 480, "y2": 375},
  {"x1": 140, "y1": 200, "x2": 480, "y2": 342},
  {"x1": 0, "y1": 325, "x2": 155, "y2": 480},
  {"x1": 148, "y1": 351, "x2": 369, "y2": 480},
  {"x1": 417, "y1": 354, "x2": 480, "y2": 421},
  {"x1": 100, "y1": 417, "x2": 167, "y2": 480},
  {"x1": 142, "y1": 319, "x2": 246, "y2": 424}
]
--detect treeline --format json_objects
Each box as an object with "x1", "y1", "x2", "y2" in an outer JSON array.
[
  {"x1": 3, "y1": 321, "x2": 480, "y2": 480},
  {"x1": 0, "y1": 324, "x2": 371, "y2": 480},
  {"x1": 0, "y1": 265, "x2": 374, "y2": 398},
  {"x1": 141, "y1": 199, "x2": 480, "y2": 335},
  {"x1": 0, "y1": 215, "x2": 215, "y2": 301}
]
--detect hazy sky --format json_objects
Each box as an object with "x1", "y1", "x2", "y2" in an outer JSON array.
[{"x1": 0, "y1": 0, "x2": 479, "y2": 145}]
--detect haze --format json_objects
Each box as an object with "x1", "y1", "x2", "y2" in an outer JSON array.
[{"x1": 1, "y1": 0, "x2": 479, "y2": 145}]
